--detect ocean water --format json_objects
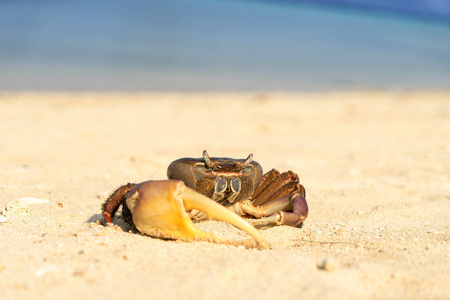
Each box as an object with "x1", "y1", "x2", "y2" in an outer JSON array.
[{"x1": 0, "y1": 0, "x2": 449, "y2": 91}]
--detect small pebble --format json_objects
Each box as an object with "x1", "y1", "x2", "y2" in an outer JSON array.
[
  {"x1": 372, "y1": 205, "x2": 384, "y2": 211},
  {"x1": 317, "y1": 258, "x2": 339, "y2": 272},
  {"x1": 34, "y1": 265, "x2": 60, "y2": 277}
]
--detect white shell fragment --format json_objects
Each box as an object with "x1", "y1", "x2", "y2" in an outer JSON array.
[
  {"x1": 2, "y1": 197, "x2": 50, "y2": 216},
  {"x1": 18, "y1": 197, "x2": 50, "y2": 205},
  {"x1": 0, "y1": 215, "x2": 7, "y2": 223}
]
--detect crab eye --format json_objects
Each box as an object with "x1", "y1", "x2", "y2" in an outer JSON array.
[
  {"x1": 194, "y1": 165, "x2": 208, "y2": 173},
  {"x1": 215, "y1": 178, "x2": 227, "y2": 193},
  {"x1": 242, "y1": 166, "x2": 254, "y2": 174},
  {"x1": 230, "y1": 177, "x2": 241, "y2": 194}
]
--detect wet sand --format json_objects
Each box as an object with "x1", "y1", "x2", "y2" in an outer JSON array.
[{"x1": 0, "y1": 91, "x2": 449, "y2": 299}]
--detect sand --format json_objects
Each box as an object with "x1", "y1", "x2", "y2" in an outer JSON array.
[{"x1": 0, "y1": 91, "x2": 449, "y2": 300}]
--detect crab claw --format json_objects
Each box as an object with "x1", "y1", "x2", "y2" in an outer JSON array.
[{"x1": 125, "y1": 180, "x2": 267, "y2": 248}]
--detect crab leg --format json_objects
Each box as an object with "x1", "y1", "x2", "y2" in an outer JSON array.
[
  {"x1": 275, "y1": 193, "x2": 308, "y2": 227},
  {"x1": 258, "y1": 181, "x2": 302, "y2": 206},
  {"x1": 251, "y1": 171, "x2": 299, "y2": 207},
  {"x1": 102, "y1": 183, "x2": 136, "y2": 223},
  {"x1": 251, "y1": 169, "x2": 280, "y2": 200},
  {"x1": 230, "y1": 193, "x2": 308, "y2": 227},
  {"x1": 126, "y1": 180, "x2": 266, "y2": 247}
]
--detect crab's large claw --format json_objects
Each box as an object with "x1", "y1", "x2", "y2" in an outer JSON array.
[{"x1": 126, "y1": 180, "x2": 267, "y2": 248}]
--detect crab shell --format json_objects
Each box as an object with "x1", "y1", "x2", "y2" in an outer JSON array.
[{"x1": 167, "y1": 153, "x2": 263, "y2": 208}]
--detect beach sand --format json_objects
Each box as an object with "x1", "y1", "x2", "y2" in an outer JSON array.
[{"x1": 0, "y1": 91, "x2": 449, "y2": 299}]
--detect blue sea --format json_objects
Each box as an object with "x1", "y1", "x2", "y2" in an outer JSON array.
[{"x1": 0, "y1": 0, "x2": 449, "y2": 91}]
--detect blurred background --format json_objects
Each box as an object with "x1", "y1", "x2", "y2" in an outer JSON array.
[{"x1": 0, "y1": 0, "x2": 449, "y2": 91}]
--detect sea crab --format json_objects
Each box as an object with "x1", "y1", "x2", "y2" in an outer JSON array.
[{"x1": 102, "y1": 150, "x2": 308, "y2": 246}]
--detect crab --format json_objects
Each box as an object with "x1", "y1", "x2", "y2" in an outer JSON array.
[{"x1": 102, "y1": 150, "x2": 308, "y2": 247}]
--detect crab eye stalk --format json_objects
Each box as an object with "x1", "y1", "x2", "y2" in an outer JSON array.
[
  {"x1": 203, "y1": 150, "x2": 212, "y2": 169},
  {"x1": 239, "y1": 154, "x2": 253, "y2": 169}
]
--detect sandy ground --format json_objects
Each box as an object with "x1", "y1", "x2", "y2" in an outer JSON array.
[{"x1": 0, "y1": 91, "x2": 449, "y2": 300}]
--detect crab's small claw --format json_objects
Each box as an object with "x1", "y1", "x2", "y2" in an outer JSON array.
[{"x1": 125, "y1": 180, "x2": 267, "y2": 248}]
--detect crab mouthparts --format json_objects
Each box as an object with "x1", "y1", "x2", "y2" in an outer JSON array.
[{"x1": 212, "y1": 176, "x2": 241, "y2": 204}]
